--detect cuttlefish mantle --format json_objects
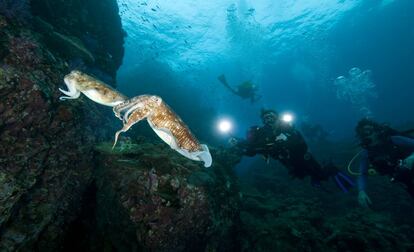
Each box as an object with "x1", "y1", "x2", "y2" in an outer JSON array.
[
  {"x1": 112, "y1": 95, "x2": 212, "y2": 168},
  {"x1": 59, "y1": 70, "x2": 127, "y2": 106}
]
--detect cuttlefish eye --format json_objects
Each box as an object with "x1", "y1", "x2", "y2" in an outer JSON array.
[
  {"x1": 150, "y1": 95, "x2": 162, "y2": 105},
  {"x1": 64, "y1": 74, "x2": 74, "y2": 83},
  {"x1": 65, "y1": 70, "x2": 80, "y2": 81},
  {"x1": 69, "y1": 70, "x2": 82, "y2": 77}
]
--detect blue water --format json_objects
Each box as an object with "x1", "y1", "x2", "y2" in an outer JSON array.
[{"x1": 116, "y1": 0, "x2": 414, "y2": 143}]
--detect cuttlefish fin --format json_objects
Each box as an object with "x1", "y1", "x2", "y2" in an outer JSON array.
[
  {"x1": 148, "y1": 123, "x2": 178, "y2": 149},
  {"x1": 172, "y1": 144, "x2": 212, "y2": 168},
  {"x1": 198, "y1": 144, "x2": 212, "y2": 168},
  {"x1": 151, "y1": 125, "x2": 212, "y2": 167}
]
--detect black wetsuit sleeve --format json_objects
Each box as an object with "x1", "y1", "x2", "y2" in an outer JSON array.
[
  {"x1": 238, "y1": 139, "x2": 258, "y2": 156},
  {"x1": 230, "y1": 138, "x2": 257, "y2": 157},
  {"x1": 286, "y1": 127, "x2": 308, "y2": 155},
  {"x1": 391, "y1": 136, "x2": 414, "y2": 151},
  {"x1": 282, "y1": 127, "x2": 334, "y2": 181}
]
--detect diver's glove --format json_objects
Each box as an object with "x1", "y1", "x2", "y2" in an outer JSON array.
[
  {"x1": 228, "y1": 137, "x2": 239, "y2": 147},
  {"x1": 399, "y1": 153, "x2": 414, "y2": 171},
  {"x1": 228, "y1": 137, "x2": 250, "y2": 157},
  {"x1": 358, "y1": 190, "x2": 372, "y2": 208},
  {"x1": 406, "y1": 155, "x2": 414, "y2": 170}
]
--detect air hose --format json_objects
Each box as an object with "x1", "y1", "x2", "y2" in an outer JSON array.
[
  {"x1": 347, "y1": 150, "x2": 363, "y2": 176},
  {"x1": 347, "y1": 149, "x2": 377, "y2": 176}
]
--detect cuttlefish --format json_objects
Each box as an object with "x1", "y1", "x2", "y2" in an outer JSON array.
[
  {"x1": 112, "y1": 95, "x2": 212, "y2": 168},
  {"x1": 59, "y1": 70, "x2": 127, "y2": 106}
]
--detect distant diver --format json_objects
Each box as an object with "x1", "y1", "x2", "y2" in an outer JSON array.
[
  {"x1": 229, "y1": 109, "x2": 354, "y2": 192},
  {"x1": 112, "y1": 95, "x2": 212, "y2": 167},
  {"x1": 353, "y1": 119, "x2": 414, "y2": 207},
  {"x1": 59, "y1": 70, "x2": 212, "y2": 167},
  {"x1": 217, "y1": 74, "x2": 262, "y2": 103},
  {"x1": 59, "y1": 70, "x2": 127, "y2": 106}
]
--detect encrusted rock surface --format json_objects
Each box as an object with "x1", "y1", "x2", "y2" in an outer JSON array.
[
  {"x1": 236, "y1": 150, "x2": 414, "y2": 252},
  {"x1": 0, "y1": 1, "x2": 123, "y2": 250},
  {"x1": 30, "y1": 0, "x2": 125, "y2": 81},
  {"x1": 92, "y1": 141, "x2": 241, "y2": 251}
]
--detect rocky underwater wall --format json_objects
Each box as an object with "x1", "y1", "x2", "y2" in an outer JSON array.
[
  {"x1": 0, "y1": 1, "x2": 241, "y2": 251},
  {"x1": 0, "y1": 0, "x2": 124, "y2": 250}
]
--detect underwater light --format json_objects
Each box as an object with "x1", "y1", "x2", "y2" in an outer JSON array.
[
  {"x1": 217, "y1": 119, "x2": 233, "y2": 134},
  {"x1": 282, "y1": 113, "x2": 294, "y2": 123}
]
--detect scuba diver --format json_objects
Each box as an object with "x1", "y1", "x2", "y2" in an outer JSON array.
[
  {"x1": 354, "y1": 119, "x2": 414, "y2": 208},
  {"x1": 217, "y1": 74, "x2": 262, "y2": 103},
  {"x1": 230, "y1": 109, "x2": 354, "y2": 191}
]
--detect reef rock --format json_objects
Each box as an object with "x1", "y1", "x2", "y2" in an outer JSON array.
[
  {"x1": 92, "y1": 140, "x2": 241, "y2": 251},
  {"x1": 30, "y1": 0, "x2": 125, "y2": 81},
  {"x1": 237, "y1": 158, "x2": 414, "y2": 252},
  {"x1": 0, "y1": 1, "x2": 123, "y2": 250}
]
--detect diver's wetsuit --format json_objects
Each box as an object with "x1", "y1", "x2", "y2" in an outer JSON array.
[
  {"x1": 236, "y1": 86, "x2": 261, "y2": 103},
  {"x1": 359, "y1": 136, "x2": 414, "y2": 198},
  {"x1": 236, "y1": 123, "x2": 332, "y2": 182}
]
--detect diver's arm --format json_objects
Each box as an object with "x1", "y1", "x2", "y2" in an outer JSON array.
[
  {"x1": 391, "y1": 136, "x2": 414, "y2": 151},
  {"x1": 229, "y1": 137, "x2": 257, "y2": 156},
  {"x1": 358, "y1": 149, "x2": 369, "y2": 191},
  {"x1": 242, "y1": 140, "x2": 259, "y2": 156},
  {"x1": 358, "y1": 149, "x2": 372, "y2": 207}
]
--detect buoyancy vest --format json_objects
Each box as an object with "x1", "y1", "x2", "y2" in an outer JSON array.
[{"x1": 366, "y1": 129, "x2": 414, "y2": 175}]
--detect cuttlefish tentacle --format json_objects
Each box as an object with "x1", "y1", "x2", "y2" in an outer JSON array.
[
  {"x1": 59, "y1": 87, "x2": 80, "y2": 100},
  {"x1": 113, "y1": 95, "x2": 212, "y2": 167},
  {"x1": 113, "y1": 106, "x2": 124, "y2": 121},
  {"x1": 113, "y1": 95, "x2": 143, "y2": 114},
  {"x1": 112, "y1": 112, "x2": 146, "y2": 149},
  {"x1": 123, "y1": 103, "x2": 145, "y2": 122},
  {"x1": 112, "y1": 96, "x2": 157, "y2": 149},
  {"x1": 113, "y1": 96, "x2": 140, "y2": 122},
  {"x1": 60, "y1": 70, "x2": 127, "y2": 107},
  {"x1": 113, "y1": 96, "x2": 148, "y2": 124}
]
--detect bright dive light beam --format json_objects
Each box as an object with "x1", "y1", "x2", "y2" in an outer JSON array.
[
  {"x1": 218, "y1": 119, "x2": 232, "y2": 133},
  {"x1": 282, "y1": 113, "x2": 294, "y2": 123}
]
